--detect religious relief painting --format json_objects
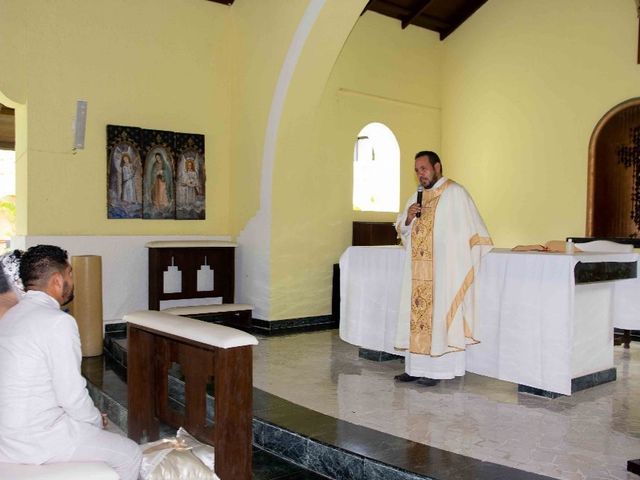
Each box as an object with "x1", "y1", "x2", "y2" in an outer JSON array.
[{"x1": 106, "y1": 125, "x2": 206, "y2": 220}]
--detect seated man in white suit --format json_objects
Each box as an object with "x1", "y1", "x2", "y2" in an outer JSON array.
[{"x1": 0, "y1": 245, "x2": 142, "y2": 480}]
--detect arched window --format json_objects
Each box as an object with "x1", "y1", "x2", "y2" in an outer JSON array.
[{"x1": 352, "y1": 122, "x2": 399, "y2": 212}]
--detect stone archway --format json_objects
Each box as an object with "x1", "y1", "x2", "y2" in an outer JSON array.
[{"x1": 586, "y1": 97, "x2": 640, "y2": 238}]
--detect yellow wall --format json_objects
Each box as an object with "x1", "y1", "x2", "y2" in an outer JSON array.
[
  {"x1": 229, "y1": 0, "x2": 311, "y2": 235},
  {"x1": 0, "y1": 0, "x2": 233, "y2": 235},
  {"x1": 441, "y1": 0, "x2": 640, "y2": 247},
  {"x1": 269, "y1": 11, "x2": 442, "y2": 319}
]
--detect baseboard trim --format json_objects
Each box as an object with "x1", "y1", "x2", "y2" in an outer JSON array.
[
  {"x1": 105, "y1": 323, "x2": 127, "y2": 335},
  {"x1": 251, "y1": 315, "x2": 337, "y2": 335},
  {"x1": 105, "y1": 315, "x2": 339, "y2": 337}
]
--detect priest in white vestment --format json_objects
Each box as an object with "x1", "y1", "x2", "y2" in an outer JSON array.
[{"x1": 395, "y1": 151, "x2": 492, "y2": 386}]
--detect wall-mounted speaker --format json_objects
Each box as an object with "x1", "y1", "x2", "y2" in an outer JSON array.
[{"x1": 73, "y1": 100, "x2": 87, "y2": 149}]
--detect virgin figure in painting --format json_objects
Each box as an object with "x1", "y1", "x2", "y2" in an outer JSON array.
[
  {"x1": 143, "y1": 149, "x2": 174, "y2": 219},
  {"x1": 151, "y1": 153, "x2": 170, "y2": 208}
]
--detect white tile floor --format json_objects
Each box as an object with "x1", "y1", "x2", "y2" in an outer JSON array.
[{"x1": 252, "y1": 330, "x2": 640, "y2": 480}]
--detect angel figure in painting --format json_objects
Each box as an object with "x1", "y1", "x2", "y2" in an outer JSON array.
[
  {"x1": 179, "y1": 159, "x2": 200, "y2": 205},
  {"x1": 107, "y1": 139, "x2": 142, "y2": 219},
  {"x1": 120, "y1": 154, "x2": 137, "y2": 203}
]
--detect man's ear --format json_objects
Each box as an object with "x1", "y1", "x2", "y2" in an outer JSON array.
[
  {"x1": 435, "y1": 162, "x2": 442, "y2": 176},
  {"x1": 49, "y1": 271, "x2": 63, "y2": 292}
]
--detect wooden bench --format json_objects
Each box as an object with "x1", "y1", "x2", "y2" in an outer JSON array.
[
  {"x1": 0, "y1": 462, "x2": 118, "y2": 479},
  {"x1": 125, "y1": 310, "x2": 258, "y2": 480}
]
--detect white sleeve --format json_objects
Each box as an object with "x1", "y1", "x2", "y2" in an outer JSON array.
[
  {"x1": 396, "y1": 194, "x2": 416, "y2": 246},
  {"x1": 46, "y1": 314, "x2": 102, "y2": 428}
]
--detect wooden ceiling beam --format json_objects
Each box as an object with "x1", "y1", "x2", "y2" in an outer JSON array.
[
  {"x1": 361, "y1": 0, "x2": 373, "y2": 16},
  {"x1": 401, "y1": 0, "x2": 434, "y2": 29},
  {"x1": 411, "y1": 13, "x2": 451, "y2": 31},
  {"x1": 439, "y1": 0, "x2": 487, "y2": 40},
  {"x1": 366, "y1": 2, "x2": 450, "y2": 31}
]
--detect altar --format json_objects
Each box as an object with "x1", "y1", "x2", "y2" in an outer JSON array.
[{"x1": 339, "y1": 246, "x2": 638, "y2": 396}]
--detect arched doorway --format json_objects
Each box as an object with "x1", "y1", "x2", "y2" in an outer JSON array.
[{"x1": 587, "y1": 97, "x2": 640, "y2": 239}]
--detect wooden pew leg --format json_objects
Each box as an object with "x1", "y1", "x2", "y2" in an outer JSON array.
[
  {"x1": 215, "y1": 346, "x2": 253, "y2": 480},
  {"x1": 183, "y1": 345, "x2": 210, "y2": 440},
  {"x1": 127, "y1": 326, "x2": 159, "y2": 443}
]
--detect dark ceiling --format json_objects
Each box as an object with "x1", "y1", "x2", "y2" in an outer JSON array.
[
  {"x1": 209, "y1": 0, "x2": 488, "y2": 40},
  {"x1": 363, "y1": 0, "x2": 488, "y2": 40}
]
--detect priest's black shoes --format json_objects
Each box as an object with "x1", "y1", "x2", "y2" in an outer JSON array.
[
  {"x1": 394, "y1": 373, "x2": 441, "y2": 386},
  {"x1": 394, "y1": 373, "x2": 420, "y2": 382},
  {"x1": 416, "y1": 377, "x2": 440, "y2": 387}
]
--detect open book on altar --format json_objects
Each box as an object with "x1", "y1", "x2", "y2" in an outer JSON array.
[{"x1": 511, "y1": 240, "x2": 583, "y2": 252}]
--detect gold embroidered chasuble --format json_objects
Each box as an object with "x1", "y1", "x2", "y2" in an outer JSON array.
[
  {"x1": 409, "y1": 180, "x2": 448, "y2": 354},
  {"x1": 396, "y1": 178, "x2": 493, "y2": 357}
]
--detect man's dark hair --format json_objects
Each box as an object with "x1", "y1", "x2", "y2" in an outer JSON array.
[
  {"x1": 415, "y1": 150, "x2": 443, "y2": 170},
  {"x1": 19, "y1": 245, "x2": 69, "y2": 290},
  {"x1": 0, "y1": 267, "x2": 11, "y2": 294},
  {"x1": 0, "y1": 249, "x2": 21, "y2": 294}
]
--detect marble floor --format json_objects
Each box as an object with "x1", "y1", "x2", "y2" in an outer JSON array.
[{"x1": 252, "y1": 329, "x2": 640, "y2": 480}]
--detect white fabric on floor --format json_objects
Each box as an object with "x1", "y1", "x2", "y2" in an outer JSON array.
[{"x1": 405, "y1": 350, "x2": 465, "y2": 379}]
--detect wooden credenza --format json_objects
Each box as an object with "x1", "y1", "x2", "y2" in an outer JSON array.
[
  {"x1": 352, "y1": 221, "x2": 397, "y2": 246},
  {"x1": 146, "y1": 241, "x2": 236, "y2": 311}
]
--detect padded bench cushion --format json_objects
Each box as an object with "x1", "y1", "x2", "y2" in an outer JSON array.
[
  {"x1": 125, "y1": 310, "x2": 258, "y2": 349},
  {"x1": 145, "y1": 240, "x2": 237, "y2": 248},
  {"x1": 163, "y1": 304, "x2": 253, "y2": 315},
  {"x1": 0, "y1": 462, "x2": 118, "y2": 479}
]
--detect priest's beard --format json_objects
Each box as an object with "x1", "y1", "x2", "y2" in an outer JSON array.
[{"x1": 421, "y1": 176, "x2": 439, "y2": 190}]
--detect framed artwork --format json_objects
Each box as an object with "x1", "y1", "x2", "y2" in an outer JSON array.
[{"x1": 107, "y1": 125, "x2": 206, "y2": 220}]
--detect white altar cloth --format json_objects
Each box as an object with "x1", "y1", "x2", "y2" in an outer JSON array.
[
  {"x1": 339, "y1": 246, "x2": 406, "y2": 356},
  {"x1": 339, "y1": 246, "x2": 638, "y2": 395},
  {"x1": 612, "y1": 278, "x2": 640, "y2": 330}
]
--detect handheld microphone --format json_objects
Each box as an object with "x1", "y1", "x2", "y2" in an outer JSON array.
[{"x1": 416, "y1": 185, "x2": 423, "y2": 218}]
